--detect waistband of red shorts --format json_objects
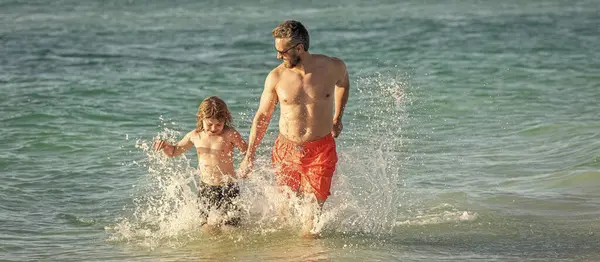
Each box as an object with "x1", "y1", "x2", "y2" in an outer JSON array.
[{"x1": 275, "y1": 133, "x2": 334, "y2": 149}]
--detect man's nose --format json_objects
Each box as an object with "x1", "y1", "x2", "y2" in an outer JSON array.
[{"x1": 276, "y1": 52, "x2": 283, "y2": 60}]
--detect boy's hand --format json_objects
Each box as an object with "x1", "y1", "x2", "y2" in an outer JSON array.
[
  {"x1": 153, "y1": 140, "x2": 176, "y2": 156},
  {"x1": 152, "y1": 139, "x2": 167, "y2": 151}
]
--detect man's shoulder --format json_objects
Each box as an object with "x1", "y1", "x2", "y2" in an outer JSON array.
[
  {"x1": 313, "y1": 54, "x2": 346, "y2": 68},
  {"x1": 329, "y1": 56, "x2": 346, "y2": 69},
  {"x1": 270, "y1": 64, "x2": 285, "y2": 76},
  {"x1": 265, "y1": 66, "x2": 284, "y2": 86}
]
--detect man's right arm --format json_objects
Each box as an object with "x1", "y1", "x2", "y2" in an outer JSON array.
[{"x1": 245, "y1": 69, "x2": 279, "y2": 161}]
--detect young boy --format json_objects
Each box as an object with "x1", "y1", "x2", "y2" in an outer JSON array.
[{"x1": 153, "y1": 96, "x2": 248, "y2": 230}]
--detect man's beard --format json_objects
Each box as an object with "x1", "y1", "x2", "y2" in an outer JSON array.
[{"x1": 283, "y1": 55, "x2": 301, "y2": 68}]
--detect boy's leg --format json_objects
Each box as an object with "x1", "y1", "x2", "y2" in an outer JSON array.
[
  {"x1": 198, "y1": 184, "x2": 223, "y2": 233},
  {"x1": 197, "y1": 183, "x2": 214, "y2": 224},
  {"x1": 221, "y1": 183, "x2": 241, "y2": 227}
]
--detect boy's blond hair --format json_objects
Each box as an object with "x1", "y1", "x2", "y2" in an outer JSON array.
[{"x1": 196, "y1": 96, "x2": 232, "y2": 131}]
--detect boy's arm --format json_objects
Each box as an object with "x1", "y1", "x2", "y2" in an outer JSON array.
[
  {"x1": 229, "y1": 128, "x2": 249, "y2": 179},
  {"x1": 229, "y1": 128, "x2": 248, "y2": 154},
  {"x1": 153, "y1": 131, "x2": 194, "y2": 157},
  {"x1": 171, "y1": 131, "x2": 195, "y2": 157}
]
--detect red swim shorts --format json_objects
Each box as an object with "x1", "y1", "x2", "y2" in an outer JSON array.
[{"x1": 271, "y1": 134, "x2": 338, "y2": 201}]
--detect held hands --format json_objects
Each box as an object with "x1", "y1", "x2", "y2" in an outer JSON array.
[
  {"x1": 237, "y1": 156, "x2": 254, "y2": 178},
  {"x1": 332, "y1": 120, "x2": 343, "y2": 138}
]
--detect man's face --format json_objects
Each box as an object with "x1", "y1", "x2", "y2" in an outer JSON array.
[{"x1": 275, "y1": 38, "x2": 301, "y2": 68}]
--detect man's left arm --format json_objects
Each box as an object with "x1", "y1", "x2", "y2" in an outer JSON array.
[{"x1": 332, "y1": 58, "x2": 349, "y2": 138}]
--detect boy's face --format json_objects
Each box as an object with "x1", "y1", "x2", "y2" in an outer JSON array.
[{"x1": 202, "y1": 118, "x2": 225, "y2": 135}]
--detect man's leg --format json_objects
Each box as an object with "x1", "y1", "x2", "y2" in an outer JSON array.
[
  {"x1": 275, "y1": 169, "x2": 300, "y2": 225},
  {"x1": 272, "y1": 150, "x2": 302, "y2": 224},
  {"x1": 298, "y1": 138, "x2": 337, "y2": 238},
  {"x1": 297, "y1": 174, "x2": 328, "y2": 238}
]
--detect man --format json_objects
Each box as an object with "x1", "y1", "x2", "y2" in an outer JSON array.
[{"x1": 239, "y1": 20, "x2": 350, "y2": 237}]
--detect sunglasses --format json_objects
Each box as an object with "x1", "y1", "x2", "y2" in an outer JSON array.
[{"x1": 275, "y1": 43, "x2": 300, "y2": 56}]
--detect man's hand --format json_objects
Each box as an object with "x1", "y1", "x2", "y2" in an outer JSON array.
[{"x1": 332, "y1": 120, "x2": 343, "y2": 138}]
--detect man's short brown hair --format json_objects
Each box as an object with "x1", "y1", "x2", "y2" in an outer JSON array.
[{"x1": 272, "y1": 20, "x2": 310, "y2": 51}]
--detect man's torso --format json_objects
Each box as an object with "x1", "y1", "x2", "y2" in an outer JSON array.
[{"x1": 275, "y1": 55, "x2": 339, "y2": 142}]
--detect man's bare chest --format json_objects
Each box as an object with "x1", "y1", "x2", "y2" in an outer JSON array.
[{"x1": 277, "y1": 73, "x2": 336, "y2": 104}]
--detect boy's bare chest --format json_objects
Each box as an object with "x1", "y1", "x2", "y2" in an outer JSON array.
[{"x1": 191, "y1": 135, "x2": 230, "y2": 155}]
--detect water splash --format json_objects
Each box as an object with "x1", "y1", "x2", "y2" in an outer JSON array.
[
  {"x1": 107, "y1": 124, "x2": 205, "y2": 249},
  {"x1": 108, "y1": 71, "x2": 476, "y2": 249},
  {"x1": 327, "y1": 71, "x2": 475, "y2": 234},
  {"x1": 325, "y1": 71, "x2": 411, "y2": 235}
]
